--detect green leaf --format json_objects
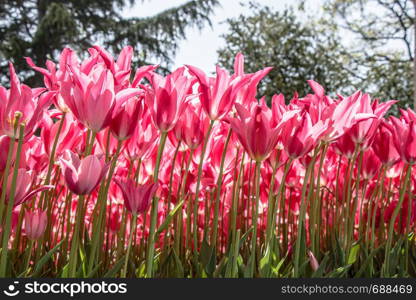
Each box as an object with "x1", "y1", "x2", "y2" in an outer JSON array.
[
  {"x1": 239, "y1": 226, "x2": 253, "y2": 249},
  {"x1": 86, "y1": 262, "x2": 102, "y2": 278},
  {"x1": 354, "y1": 246, "x2": 382, "y2": 278},
  {"x1": 347, "y1": 243, "x2": 360, "y2": 265},
  {"x1": 172, "y1": 248, "x2": 184, "y2": 277},
  {"x1": 32, "y1": 239, "x2": 65, "y2": 277},
  {"x1": 103, "y1": 255, "x2": 126, "y2": 278},
  {"x1": 155, "y1": 200, "x2": 184, "y2": 239},
  {"x1": 312, "y1": 254, "x2": 329, "y2": 278}
]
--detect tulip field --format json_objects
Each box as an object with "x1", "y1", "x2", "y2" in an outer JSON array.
[{"x1": 0, "y1": 45, "x2": 415, "y2": 278}]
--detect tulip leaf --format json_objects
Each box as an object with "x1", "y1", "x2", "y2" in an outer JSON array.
[
  {"x1": 103, "y1": 255, "x2": 126, "y2": 278},
  {"x1": 86, "y1": 262, "x2": 102, "y2": 278},
  {"x1": 32, "y1": 239, "x2": 65, "y2": 277},
  {"x1": 155, "y1": 200, "x2": 184, "y2": 239},
  {"x1": 347, "y1": 243, "x2": 360, "y2": 265},
  {"x1": 172, "y1": 248, "x2": 184, "y2": 277},
  {"x1": 312, "y1": 254, "x2": 329, "y2": 278},
  {"x1": 199, "y1": 238, "x2": 216, "y2": 276}
]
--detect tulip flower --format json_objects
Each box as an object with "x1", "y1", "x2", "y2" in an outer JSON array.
[
  {"x1": 41, "y1": 111, "x2": 83, "y2": 157},
  {"x1": 60, "y1": 63, "x2": 141, "y2": 133},
  {"x1": 60, "y1": 150, "x2": 109, "y2": 195},
  {"x1": 92, "y1": 45, "x2": 134, "y2": 90},
  {"x1": 186, "y1": 64, "x2": 250, "y2": 121},
  {"x1": 229, "y1": 102, "x2": 281, "y2": 162},
  {"x1": 389, "y1": 116, "x2": 416, "y2": 164},
  {"x1": 4, "y1": 169, "x2": 54, "y2": 207},
  {"x1": 114, "y1": 178, "x2": 157, "y2": 216},
  {"x1": 24, "y1": 209, "x2": 47, "y2": 240},
  {"x1": 345, "y1": 94, "x2": 395, "y2": 148},
  {"x1": 125, "y1": 112, "x2": 158, "y2": 160},
  {"x1": 110, "y1": 96, "x2": 143, "y2": 140},
  {"x1": 281, "y1": 111, "x2": 326, "y2": 159},
  {"x1": 144, "y1": 67, "x2": 193, "y2": 133},
  {"x1": 0, "y1": 63, "x2": 55, "y2": 139},
  {"x1": 362, "y1": 149, "x2": 381, "y2": 180},
  {"x1": 172, "y1": 103, "x2": 208, "y2": 150},
  {"x1": 333, "y1": 131, "x2": 356, "y2": 159},
  {"x1": 372, "y1": 122, "x2": 400, "y2": 166}
]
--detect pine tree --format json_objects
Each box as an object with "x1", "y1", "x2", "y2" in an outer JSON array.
[{"x1": 0, "y1": 0, "x2": 219, "y2": 85}]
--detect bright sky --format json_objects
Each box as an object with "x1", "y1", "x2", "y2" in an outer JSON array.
[{"x1": 123, "y1": 0, "x2": 322, "y2": 73}]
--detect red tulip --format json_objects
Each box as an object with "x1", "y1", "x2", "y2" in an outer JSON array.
[
  {"x1": 362, "y1": 149, "x2": 381, "y2": 180},
  {"x1": 60, "y1": 150, "x2": 109, "y2": 195},
  {"x1": 114, "y1": 178, "x2": 157, "y2": 216}
]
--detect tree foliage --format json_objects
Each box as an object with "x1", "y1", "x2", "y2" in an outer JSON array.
[
  {"x1": 0, "y1": 0, "x2": 219, "y2": 85},
  {"x1": 319, "y1": 0, "x2": 415, "y2": 109},
  {"x1": 218, "y1": 1, "x2": 414, "y2": 111},
  {"x1": 217, "y1": 3, "x2": 359, "y2": 101}
]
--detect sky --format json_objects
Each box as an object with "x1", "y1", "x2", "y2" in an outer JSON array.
[{"x1": 123, "y1": 0, "x2": 322, "y2": 72}]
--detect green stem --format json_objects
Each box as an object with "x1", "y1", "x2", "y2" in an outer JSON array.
[
  {"x1": 88, "y1": 140, "x2": 123, "y2": 274},
  {"x1": 145, "y1": 131, "x2": 168, "y2": 277},
  {"x1": 0, "y1": 123, "x2": 25, "y2": 277},
  {"x1": 192, "y1": 120, "x2": 215, "y2": 251},
  {"x1": 248, "y1": 161, "x2": 261, "y2": 277},
  {"x1": 210, "y1": 127, "x2": 232, "y2": 249},
  {"x1": 122, "y1": 214, "x2": 137, "y2": 278},
  {"x1": 23, "y1": 240, "x2": 34, "y2": 277},
  {"x1": 162, "y1": 141, "x2": 181, "y2": 253},
  {"x1": 383, "y1": 163, "x2": 412, "y2": 277},
  {"x1": 294, "y1": 151, "x2": 317, "y2": 278},
  {"x1": 68, "y1": 195, "x2": 85, "y2": 277},
  {"x1": 0, "y1": 136, "x2": 16, "y2": 227}
]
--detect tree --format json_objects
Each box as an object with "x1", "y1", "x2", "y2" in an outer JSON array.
[
  {"x1": 0, "y1": 0, "x2": 219, "y2": 85},
  {"x1": 217, "y1": 3, "x2": 360, "y2": 101},
  {"x1": 319, "y1": 0, "x2": 415, "y2": 109}
]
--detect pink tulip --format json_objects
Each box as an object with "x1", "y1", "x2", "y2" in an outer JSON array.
[
  {"x1": 4, "y1": 169, "x2": 53, "y2": 207},
  {"x1": 60, "y1": 61, "x2": 141, "y2": 133},
  {"x1": 372, "y1": 122, "x2": 400, "y2": 166},
  {"x1": 186, "y1": 64, "x2": 250, "y2": 121},
  {"x1": 24, "y1": 209, "x2": 47, "y2": 240},
  {"x1": 114, "y1": 178, "x2": 158, "y2": 216},
  {"x1": 389, "y1": 116, "x2": 416, "y2": 164},
  {"x1": 229, "y1": 102, "x2": 281, "y2": 162},
  {"x1": 60, "y1": 150, "x2": 109, "y2": 195},
  {"x1": 345, "y1": 94, "x2": 395, "y2": 148},
  {"x1": 0, "y1": 63, "x2": 55, "y2": 139},
  {"x1": 171, "y1": 102, "x2": 209, "y2": 150},
  {"x1": 110, "y1": 96, "x2": 143, "y2": 140},
  {"x1": 125, "y1": 111, "x2": 158, "y2": 160},
  {"x1": 144, "y1": 67, "x2": 193, "y2": 132},
  {"x1": 41, "y1": 111, "x2": 83, "y2": 157},
  {"x1": 281, "y1": 111, "x2": 326, "y2": 159}
]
